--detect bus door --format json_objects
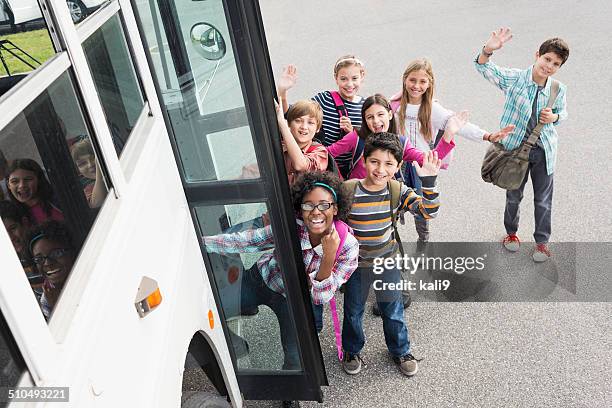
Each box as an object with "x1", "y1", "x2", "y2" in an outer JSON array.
[{"x1": 129, "y1": 0, "x2": 327, "y2": 402}]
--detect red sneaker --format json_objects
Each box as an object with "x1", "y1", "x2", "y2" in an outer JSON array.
[
  {"x1": 502, "y1": 234, "x2": 520, "y2": 252},
  {"x1": 532, "y1": 243, "x2": 551, "y2": 262}
]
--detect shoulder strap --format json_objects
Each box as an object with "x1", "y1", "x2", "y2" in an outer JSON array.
[
  {"x1": 330, "y1": 91, "x2": 349, "y2": 118},
  {"x1": 387, "y1": 180, "x2": 405, "y2": 256},
  {"x1": 349, "y1": 137, "x2": 366, "y2": 176},
  {"x1": 523, "y1": 79, "x2": 561, "y2": 150},
  {"x1": 305, "y1": 142, "x2": 322, "y2": 153},
  {"x1": 342, "y1": 179, "x2": 359, "y2": 197},
  {"x1": 333, "y1": 220, "x2": 350, "y2": 260}
]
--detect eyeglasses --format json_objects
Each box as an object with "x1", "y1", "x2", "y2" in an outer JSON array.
[
  {"x1": 32, "y1": 248, "x2": 71, "y2": 265},
  {"x1": 301, "y1": 202, "x2": 335, "y2": 212}
]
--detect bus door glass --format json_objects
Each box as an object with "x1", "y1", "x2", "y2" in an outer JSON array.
[{"x1": 130, "y1": 0, "x2": 326, "y2": 402}]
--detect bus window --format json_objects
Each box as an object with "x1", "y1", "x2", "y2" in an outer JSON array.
[
  {"x1": 82, "y1": 13, "x2": 145, "y2": 157},
  {"x1": 197, "y1": 202, "x2": 304, "y2": 371},
  {"x1": 0, "y1": 1, "x2": 57, "y2": 98},
  {"x1": 0, "y1": 70, "x2": 109, "y2": 322},
  {"x1": 131, "y1": 0, "x2": 259, "y2": 182}
]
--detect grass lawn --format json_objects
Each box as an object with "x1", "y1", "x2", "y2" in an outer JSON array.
[{"x1": 0, "y1": 29, "x2": 55, "y2": 76}]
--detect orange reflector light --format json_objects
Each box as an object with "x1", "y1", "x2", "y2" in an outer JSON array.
[
  {"x1": 208, "y1": 310, "x2": 214, "y2": 329},
  {"x1": 147, "y1": 288, "x2": 162, "y2": 309},
  {"x1": 135, "y1": 276, "x2": 162, "y2": 318}
]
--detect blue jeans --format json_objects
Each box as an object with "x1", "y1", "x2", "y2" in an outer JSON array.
[
  {"x1": 342, "y1": 265, "x2": 410, "y2": 358},
  {"x1": 312, "y1": 303, "x2": 323, "y2": 333},
  {"x1": 504, "y1": 145, "x2": 554, "y2": 243}
]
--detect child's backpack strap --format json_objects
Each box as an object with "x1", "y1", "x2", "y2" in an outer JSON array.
[
  {"x1": 306, "y1": 142, "x2": 343, "y2": 180},
  {"x1": 330, "y1": 91, "x2": 349, "y2": 118},
  {"x1": 387, "y1": 179, "x2": 404, "y2": 251},
  {"x1": 329, "y1": 219, "x2": 351, "y2": 361},
  {"x1": 349, "y1": 137, "x2": 366, "y2": 178}
]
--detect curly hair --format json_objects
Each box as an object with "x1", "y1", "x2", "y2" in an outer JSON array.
[
  {"x1": 26, "y1": 220, "x2": 74, "y2": 257},
  {"x1": 291, "y1": 171, "x2": 353, "y2": 222}
]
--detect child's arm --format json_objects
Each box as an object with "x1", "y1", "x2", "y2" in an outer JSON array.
[
  {"x1": 434, "y1": 103, "x2": 514, "y2": 143},
  {"x1": 327, "y1": 130, "x2": 358, "y2": 158},
  {"x1": 277, "y1": 64, "x2": 297, "y2": 114},
  {"x1": 400, "y1": 151, "x2": 441, "y2": 219},
  {"x1": 474, "y1": 28, "x2": 522, "y2": 92},
  {"x1": 88, "y1": 161, "x2": 107, "y2": 208},
  {"x1": 203, "y1": 224, "x2": 275, "y2": 255},
  {"x1": 275, "y1": 101, "x2": 327, "y2": 172}
]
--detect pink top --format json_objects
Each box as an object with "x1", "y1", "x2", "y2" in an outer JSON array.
[
  {"x1": 327, "y1": 130, "x2": 455, "y2": 179},
  {"x1": 29, "y1": 202, "x2": 64, "y2": 225}
]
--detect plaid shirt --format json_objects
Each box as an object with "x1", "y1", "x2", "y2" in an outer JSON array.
[
  {"x1": 203, "y1": 219, "x2": 359, "y2": 305},
  {"x1": 474, "y1": 54, "x2": 568, "y2": 175}
]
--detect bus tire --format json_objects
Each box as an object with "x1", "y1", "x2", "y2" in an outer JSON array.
[{"x1": 181, "y1": 391, "x2": 231, "y2": 408}]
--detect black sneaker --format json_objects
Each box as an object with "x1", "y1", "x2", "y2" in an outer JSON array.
[
  {"x1": 393, "y1": 353, "x2": 421, "y2": 376},
  {"x1": 342, "y1": 353, "x2": 366, "y2": 375}
]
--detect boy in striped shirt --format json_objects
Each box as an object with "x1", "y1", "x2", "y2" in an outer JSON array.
[{"x1": 341, "y1": 132, "x2": 441, "y2": 377}]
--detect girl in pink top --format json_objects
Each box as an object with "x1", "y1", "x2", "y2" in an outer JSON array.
[
  {"x1": 327, "y1": 94, "x2": 466, "y2": 180},
  {"x1": 6, "y1": 159, "x2": 64, "y2": 225}
]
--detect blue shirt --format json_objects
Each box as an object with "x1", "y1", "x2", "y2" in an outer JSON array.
[{"x1": 474, "y1": 54, "x2": 568, "y2": 175}]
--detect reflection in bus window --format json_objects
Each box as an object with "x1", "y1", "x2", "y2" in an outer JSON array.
[
  {"x1": 82, "y1": 14, "x2": 145, "y2": 157},
  {"x1": 70, "y1": 137, "x2": 106, "y2": 208},
  {"x1": 27, "y1": 220, "x2": 75, "y2": 319},
  {"x1": 0, "y1": 2, "x2": 56, "y2": 98},
  {"x1": 0, "y1": 70, "x2": 109, "y2": 323},
  {"x1": 0, "y1": 149, "x2": 7, "y2": 200},
  {"x1": 131, "y1": 0, "x2": 259, "y2": 183},
  {"x1": 198, "y1": 202, "x2": 303, "y2": 371},
  {"x1": 0, "y1": 200, "x2": 43, "y2": 302},
  {"x1": 6, "y1": 158, "x2": 64, "y2": 224}
]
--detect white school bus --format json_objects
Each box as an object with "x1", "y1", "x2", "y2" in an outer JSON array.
[{"x1": 0, "y1": 0, "x2": 328, "y2": 406}]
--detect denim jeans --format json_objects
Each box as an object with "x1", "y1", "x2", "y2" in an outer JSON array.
[
  {"x1": 342, "y1": 265, "x2": 410, "y2": 358},
  {"x1": 504, "y1": 145, "x2": 554, "y2": 243},
  {"x1": 312, "y1": 303, "x2": 323, "y2": 333}
]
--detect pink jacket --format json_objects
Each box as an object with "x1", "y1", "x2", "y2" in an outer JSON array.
[{"x1": 327, "y1": 130, "x2": 455, "y2": 179}]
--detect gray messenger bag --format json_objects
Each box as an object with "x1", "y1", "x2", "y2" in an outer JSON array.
[{"x1": 481, "y1": 79, "x2": 560, "y2": 190}]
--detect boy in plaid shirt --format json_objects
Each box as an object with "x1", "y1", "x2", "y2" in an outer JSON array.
[{"x1": 474, "y1": 28, "x2": 569, "y2": 262}]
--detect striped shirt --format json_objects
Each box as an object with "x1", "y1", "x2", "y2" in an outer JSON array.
[
  {"x1": 346, "y1": 178, "x2": 439, "y2": 266},
  {"x1": 474, "y1": 55, "x2": 568, "y2": 175},
  {"x1": 203, "y1": 219, "x2": 359, "y2": 305},
  {"x1": 312, "y1": 91, "x2": 364, "y2": 175}
]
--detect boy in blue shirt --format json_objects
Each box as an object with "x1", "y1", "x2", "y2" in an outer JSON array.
[{"x1": 474, "y1": 28, "x2": 569, "y2": 262}]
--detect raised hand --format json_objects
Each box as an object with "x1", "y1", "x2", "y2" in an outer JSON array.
[
  {"x1": 484, "y1": 27, "x2": 513, "y2": 53},
  {"x1": 413, "y1": 150, "x2": 441, "y2": 177},
  {"x1": 278, "y1": 64, "x2": 298, "y2": 92},
  {"x1": 487, "y1": 124, "x2": 515, "y2": 142},
  {"x1": 321, "y1": 228, "x2": 340, "y2": 258},
  {"x1": 339, "y1": 115, "x2": 353, "y2": 133}
]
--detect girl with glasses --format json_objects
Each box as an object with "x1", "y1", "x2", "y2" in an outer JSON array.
[{"x1": 203, "y1": 171, "x2": 358, "y2": 369}]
